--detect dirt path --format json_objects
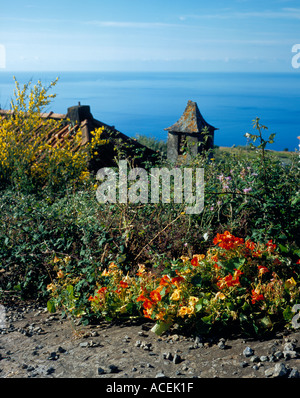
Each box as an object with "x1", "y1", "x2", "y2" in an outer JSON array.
[{"x1": 0, "y1": 302, "x2": 299, "y2": 379}]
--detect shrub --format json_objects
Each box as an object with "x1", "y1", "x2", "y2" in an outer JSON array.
[
  {"x1": 0, "y1": 77, "x2": 105, "y2": 195},
  {"x1": 47, "y1": 231, "x2": 300, "y2": 336}
]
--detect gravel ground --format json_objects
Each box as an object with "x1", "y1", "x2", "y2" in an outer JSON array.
[{"x1": 0, "y1": 301, "x2": 299, "y2": 379}]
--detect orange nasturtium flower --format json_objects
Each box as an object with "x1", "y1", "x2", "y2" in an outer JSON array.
[
  {"x1": 149, "y1": 289, "x2": 162, "y2": 303},
  {"x1": 191, "y1": 257, "x2": 199, "y2": 267},
  {"x1": 251, "y1": 287, "x2": 264, "y2": 304},
  {"x1": 213, "y1": 231, "x2": 244, "y2": 250},
  {"x1": 217, "y1": 269, "x2": 243, "y2": 289},
  {"x1": 119, "y1": 280, "x2": 129, "y2": 289},
  {"x1": 57, "y1": 269, "x2": 64, "y2": 278},
  {"x1": 258, "y1": 266, "x2": 269, "y2": 276},
  {"x1": 171, "y1": 275, "x2": 185, "y2": 287},
  {"x1": 97, "y1": 287, "x2": 107, "y2": 295},
  {"x1": 245, "y1": 239, "x2": 256, "y2": 251},
  {"x1": 136, "y1": 294, "x2": 147, "y2": 303},
  {"x1": 191, "y1": 254, "x2": 205, "y2": 267},
  {"x1": 266, "y1": 239, "x2": 276, "y2": 252},
  {"x1": 143, "y1": 299, "x2": 154, "y2": 315},
  {"x1": 159, "y1": 275, "x2": 171, "y2": 286}
]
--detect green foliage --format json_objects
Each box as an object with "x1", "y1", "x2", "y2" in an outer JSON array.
[{"x1": 0, "y1": 80, "x2": 299, "y2": 338}]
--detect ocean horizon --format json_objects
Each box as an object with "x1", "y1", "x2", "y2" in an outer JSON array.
[{"x1": 0, "y1": 71, "x2": 299, "y2": 152}]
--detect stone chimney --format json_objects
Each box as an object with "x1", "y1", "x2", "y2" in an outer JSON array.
[
  {"x1": 67, "y1": 103, "x2": 94, "y2": 145},
  {"x1": 66, "y1": 103, "x2": 93, "y2": 124}
]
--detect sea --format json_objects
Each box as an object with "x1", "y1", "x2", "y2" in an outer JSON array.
[{"x1": 0, "y1": 71, "x2": 299, "y2": 152}]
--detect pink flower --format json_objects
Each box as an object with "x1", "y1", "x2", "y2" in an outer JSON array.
[{"x1": 243, "y1": 188, "x2": 252, "y2": 193}]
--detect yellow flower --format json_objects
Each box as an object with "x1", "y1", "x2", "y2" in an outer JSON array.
[
  {"x1": 285, "y1": 277, "x2": 297, "y2": 289},
  {"x1": 47, "y1": 283, "x2": 55, "y2": 291},
  {"x1": 170, "y1": 289, "x2": 181, "y2": 301},
  {"x1": 101, "y1": 269, "x2": 110, "y2": 276},
  {"x1": 214, "y1": 292, "x2": 226, "y2": 301},
  {"x1": 57, "y1": 270, "x2": 64, "y2": 278},
  {"x1": 155, "y1": 310, "x2": 166, "y2": 321},
  {"x1": 188, "y1": 296, "x2": 199, "y2": 307},
  {"x1": 178, "y1": 306, "x2": 193, "y2": 317},
  {"x1": 180, "y1": 256, "x2": 190, "y2": 263}
]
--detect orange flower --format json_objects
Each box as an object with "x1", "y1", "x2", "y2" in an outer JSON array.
[
  {"x1": 171, "y1": 275, "x2": 185, "y2": 287},
  {"x1": 136, "y1": 264, "x2": 146, "y2": 276},
  {"x1": 253, "y1": 250, "x2": 262, "y2": 258},
  {"x1": 88, "y1": 295, "x2": 95, "y2": 301},
  {"x1": 97, "y1": 287, "x2": 107, "y2": 295},
  {"x1": 217, "y1": 269, "x2": 243, "y2": 289},
  {"x1": 119, "y1": 280, "x2": 129, "y2": 289},
  {"x1": 266, "y1": 240, "x2": 276, "y2": 252},
  {"x1": 57, "y1": 269, "x2": 64, "y2": 278},
  {"x1": 191, "y1": 257, "x2": 199, "y2": 267},
  {"x1": 150, "y1": 289, "x2": 162, "y2": 303},
  {"x1": 213, "y1": 231, "x2": 244, "y2": 250},
  {"x1": 258, "y1": 265, "x2": 269, "y2": 276},
  {"x1": 143, "y1": 298, "x2": 153, "y2": 310},
  {"x1": 245, "y1": 240, "x2": 255, "y2": 251},
  {"x1": 159, "y1": 275, "x2": 171, "y2": 286},
  {"x1": 143, "y1": 308, "x2": 153, "y2": 319},
  {"x1": 136, "y1": 294, "x2": 147, "y2": 302},
  {"x1": 251, "y1": 288, "x2": 264, "y2": 304}
]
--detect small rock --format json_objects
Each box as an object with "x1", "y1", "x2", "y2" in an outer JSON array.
[
  {"x1": 107, "y1": 364, "x2": 119, "y2": 374},
  {"x1": 265, "y1": 368, "x2": 274, "y2": 377},
  {"x1": 97, "y1": 367, "x2": 105, "y2": 375},
  {"x1": 250, "y1": 355, "x2": 260, "y2": 363},
  {"x1": 283, "y1": 342, "x2": 296, "y2": 352},
  {"x1": 274, "y1": 351, "x2": 284, "y2": 360},
  {"x1": 173, "y1": 354, "x2": 182, "y2": 364},
  {"x1": 79, "y1": 342, "x2": 88, "y2": 348},
  {"x1": 260, "y1": 355, "x2": 269, "y2": 362},
  {"x1": 135, "y1": 340, "x2": 141, "y2": 347},
  {"x1": 283, "y1": 350, "x2": 298, "y2": 360},
  {"x1": 47, "y1": 367, "x2": 55, "y2": 375},
  {"x1": 288, "y1": 368, "x2": 300, "y2": 378},
  {"x1": 243, "y1": 347, "x2": 254, "y2": 357},
  {"x1": 218, "y1": 341, "x2": 226, "y2": 350},
  {"x1": 240, "y1": 361, "x2": 248, "y2": 368},
  {"x1": 273, "y1": 362, "x2": 289, "y2": 378},
  {"x1": 163, "y1": 352, "x2": 173, "y2": 361},
  {"x1": 48, "y1": 352, "x2": 59, "y2": 360},
  {"x1": 155, "y1": 372, "x2": 167, "y2": 378}
]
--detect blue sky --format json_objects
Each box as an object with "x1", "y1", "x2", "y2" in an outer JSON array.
[{"x1": 0, "y1": 0, "x2": 299, "y2": 72}]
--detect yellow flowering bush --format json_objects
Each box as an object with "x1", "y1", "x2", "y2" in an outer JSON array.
[{"x1": 0, "y1": 77, "x2": 106, "y2": 194}]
